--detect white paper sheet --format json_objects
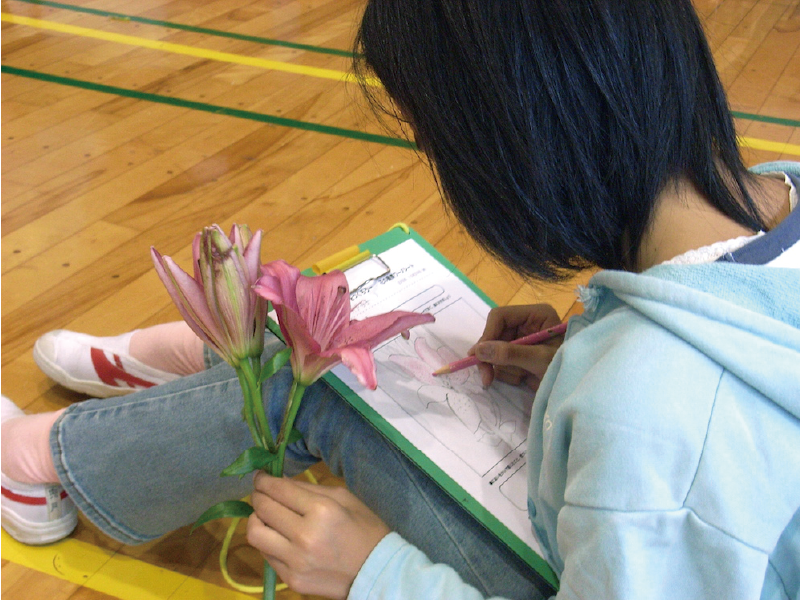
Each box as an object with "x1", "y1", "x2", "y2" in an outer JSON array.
[{"x1": 332, "y1": 239, "x2": 541, "y2": 555}]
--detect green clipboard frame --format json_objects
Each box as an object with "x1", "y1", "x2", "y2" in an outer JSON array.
[{"x1": 267, "y1": 225, "x2": 559, "y2": 591}]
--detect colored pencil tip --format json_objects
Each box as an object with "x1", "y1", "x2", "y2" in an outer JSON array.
[{"x1": 432, "y1": 366, "x2": 449, "y2": 376}]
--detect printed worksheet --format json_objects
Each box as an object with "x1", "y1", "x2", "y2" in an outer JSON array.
[{"x1": 332, "y1": 239, "x2": 541, "y2": 556}]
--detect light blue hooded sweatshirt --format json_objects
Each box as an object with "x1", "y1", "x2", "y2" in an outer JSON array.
[{"x1": 350, "y1": 165, "x2": 800, "y2": 600}]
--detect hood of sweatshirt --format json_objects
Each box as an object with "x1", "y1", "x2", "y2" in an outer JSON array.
[{"x1": 586, "y1": 263, "x2": 800, "y2": 420}]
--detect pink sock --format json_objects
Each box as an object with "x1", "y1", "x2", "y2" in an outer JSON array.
[
  {"x1": 129, "y1": 322, "x2": 205, "y2": 376},
  {"x1": 2, "y1": 410, "x2": 63, "y2": 484}
]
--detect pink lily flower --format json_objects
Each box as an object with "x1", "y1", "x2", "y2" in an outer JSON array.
[
  {"x1": 151, "y1": 224, "x2": 267, "y2": 367},
  {"x1": 254, "y1": 260, "x2": 435, "y2": 389}
]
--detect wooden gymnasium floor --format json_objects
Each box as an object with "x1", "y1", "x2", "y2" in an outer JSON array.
[{"x1": 1, "y1": 0, "x2": 798, "y2": 598}]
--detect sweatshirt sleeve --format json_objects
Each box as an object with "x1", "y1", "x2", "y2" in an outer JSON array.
[{"x1": 348, "y1": 532, "x2": 523, "y2": 600}]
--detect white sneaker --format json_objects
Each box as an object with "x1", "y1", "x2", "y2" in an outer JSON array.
[
  {"x1": 33, "y1": 330, "x2": 180, "y2": 398},
  {"x1": 1, "y1": 473, "x2": 78, "y2": 545},
  {"x1": 1, "y1": 396, "x2": 78, "y2": 545}
]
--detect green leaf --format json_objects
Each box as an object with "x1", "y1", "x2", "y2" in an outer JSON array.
[
  {"x1": 191, "y1": 500, "x2": 253, "y2": 532},
  {"x1": 221, "y1": 446, "x2": 277, "y2": 478},
  {"x1": 259, "y1": 347, "x2": 292, "y2": 383},
  {"x1": 286, "y1": 428, "x2": 303, "y2": 445}
]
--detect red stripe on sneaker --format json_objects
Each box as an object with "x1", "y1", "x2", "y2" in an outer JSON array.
[
  {"x1": 90, "y1": 348, "x2": 157, "y2": 389},
  {"x1": 2, "y1": 486, "x2": 68, "y2": 505}
]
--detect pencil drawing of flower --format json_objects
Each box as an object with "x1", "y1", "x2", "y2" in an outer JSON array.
[
  {"x1": 388, "y1": 336, "x2": 517, "y2": 446},
  {"x1": 389, "y1": 337, "x2": 470, "y2": 387},
  {"x1": 254, "y1": 260, "x2": 435, "y2": 388}
]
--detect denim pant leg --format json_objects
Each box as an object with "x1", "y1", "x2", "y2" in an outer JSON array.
[{"x1": 51, "y1": 334, "x2": 549, "y2": 599}]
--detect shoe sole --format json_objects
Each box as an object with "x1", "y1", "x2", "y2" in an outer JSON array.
[
  {"x1": 33, "y1": 341, "x2": 130, "y2": 399},
  {"x1": 1, "y1": 506, "x2": 78, "y2": 545}
]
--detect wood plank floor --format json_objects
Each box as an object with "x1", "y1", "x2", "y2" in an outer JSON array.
[{"x1": 2, "y1": 0, "x2": 798, "y2": 598}]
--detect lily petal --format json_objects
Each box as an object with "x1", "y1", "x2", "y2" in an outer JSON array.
[
  {"x1": 274, "y1": 304, "x2": 321, "y2": 381},
  {"x1": 338, "y1": 345, "x2": 379, "y2": 390},
  {"x1": 198, "y1": 228, "x2": 222, "y2": 341},
  {"x1": 255, "y1": 260, "x2": 302, "y2": 312},
  {"x1": 278, "y1": 304, "x2": 322, "y2": 354},
  {"x1": 294, "y1": 352, "x2": 342, "y2": 387},
  {"x1": 230, "y1": 223, "x2": 252, "y2": 252},
  {"x1": 241, "y1": 229, "x2": 263, "y2": 285},
  {"x1": 153, "y1": 225, "x2": 268, "y2": 367},
  {"x1": 337, "y1": 311, "x2": 435, "y2": 348},
  {"x1": 210, "y1": 233, "x2": 253, "y2": 357},
  {"x1": 191, "y1": 232, "x2": 203, "y2": 283},
  {"x1": 151, "y1": 247, "x2": 226, "y2": 356},
  {"x1": 255, "y1": 260, "x2": 434, "y2": 388},
  {"x1": 295, "y1": 271, "x2": 351, "y2": 351}
]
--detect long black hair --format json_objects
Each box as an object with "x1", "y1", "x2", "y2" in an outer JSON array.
[{"x1": 354, "y1": 0, "x2": 763, "y2": 280}]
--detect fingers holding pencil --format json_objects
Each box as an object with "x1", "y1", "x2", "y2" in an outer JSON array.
[
  {"x1": 473, "y1": 304, "x2": 565, "y2": 390},
  {"x1": 430, "y1": 305, "x2": 566, "y2": 388},
  {"x1": 472, "y1": 339, "x2": 559, "y2": 390}
]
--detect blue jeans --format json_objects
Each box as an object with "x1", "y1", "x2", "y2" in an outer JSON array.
[{"x1": 50, "y1": 333, "x2": 550, "y2": 599}]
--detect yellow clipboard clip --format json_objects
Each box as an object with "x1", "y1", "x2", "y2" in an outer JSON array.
[
  {"x1": 388, "y1": 222, "x2": 410, "y2": 234},
  {"x1": 314, "y1": 224, "x2": 410, "y2": 274},
  {"x1": 312, "y1": 245, "x2": 372, "y2": 275}
]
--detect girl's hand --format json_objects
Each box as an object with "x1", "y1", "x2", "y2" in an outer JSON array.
[
  {"x1": 247, "y1": 471, "x2": 390, "y2": 600},
  {"x1": 471, "y1": 304, "x2": 564, "y2": 390}
]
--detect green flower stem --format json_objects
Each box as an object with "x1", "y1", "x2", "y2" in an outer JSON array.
[
  {"x1": 259, "y1": 380, "x2": 308, "y2": 600},
  {"x1": 260, "y1": 380, "x2": 308, "y2": 600},
  {"x1": 236, "y1": 367, "x2": 263, "y2": 449},
  {"x1": 236, "y1": 358, "x2": 279, "y2": 600},
  {"x1": 263, "y1": 560, "x2": 277, "y2": 600},
  {"x1": 239, "y1": 358, "x2": 274, "y2": 451},
  {"x1": 275, "y1": 380, "x2": 307, "y2": 477}
]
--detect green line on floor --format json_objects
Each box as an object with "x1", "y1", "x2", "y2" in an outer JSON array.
[
  {"x1": 1, "y1": 66, "x2": 413, "y2": 148},
  {"x1": 732, "y1": 111, "x2": 800, "y2": 129},
  {"x1": 9, "y1": 0, "x2": 356, "y2": 57}
]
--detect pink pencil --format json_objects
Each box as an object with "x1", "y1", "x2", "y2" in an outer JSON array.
[{"x1": 432, "y1": 322, "x2": 568, "y2": 376}]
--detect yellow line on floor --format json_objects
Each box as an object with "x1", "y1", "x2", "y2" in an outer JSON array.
[
  {"x1": 1, "y1": 13, "x2": 380, "y2": 86},
  {"x1": 3, "y1": 14, "x2": 797, "y2": 157},
  {"x1": 739, "y1": 136, "x2": 800, "y2": 157},
  {"x1": 1, "y1": 530, "x2": 255, "y2": 600}
]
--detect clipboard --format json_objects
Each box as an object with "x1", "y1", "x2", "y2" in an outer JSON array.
[{"x1": 266, "y1": 226, "x2": 559, "y2": 592}]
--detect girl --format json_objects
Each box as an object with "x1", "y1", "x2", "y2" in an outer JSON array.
[{"x1": 3, "y1": 1, "x2": 798, "y2": 599}]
